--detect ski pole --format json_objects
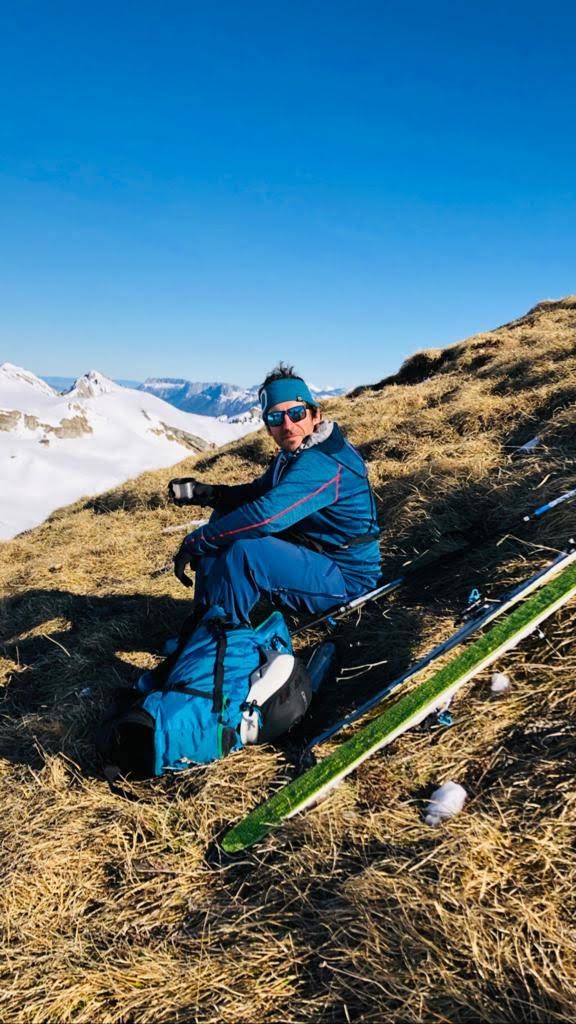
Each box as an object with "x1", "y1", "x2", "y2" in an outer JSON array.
[
  {"x1": 304, "y1": 547, "x2": 576, "y2": 752},
  {"x1": 529, "y1": 488, "x2": 576, "y2": 518},
  {"x1": 293, "y1": 576, "x2": 405, "y2": 635},
  {"x1": 293, "y1": 486, "x2": 576, "y2": 635}
]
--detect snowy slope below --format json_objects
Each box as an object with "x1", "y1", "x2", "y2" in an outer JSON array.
[{"x1": 0, "y1": 364, "x2": 259, "y2": 540}]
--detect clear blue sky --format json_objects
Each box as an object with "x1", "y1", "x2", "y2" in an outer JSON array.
[{"x1": 1, "y1": 1, "x2": 575, "y2": 388}]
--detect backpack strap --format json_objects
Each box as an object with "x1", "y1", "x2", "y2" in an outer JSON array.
[
  {"x1": 157, "y1": 616, "x2": 230, "y2": 712},
  {"x1": 211, "y1": 622, "x2": 228, "y2": 714},
  {"x1": 279, "y1": 528, "x2": 378, "y2": 554},
  {"x1": 162, "y1": 683, "x2": 213, "y2": 698}
]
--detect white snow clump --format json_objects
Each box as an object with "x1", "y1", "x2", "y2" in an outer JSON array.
[{"x1": 424, "y1": 781, "x2": 467, "y2": 826}]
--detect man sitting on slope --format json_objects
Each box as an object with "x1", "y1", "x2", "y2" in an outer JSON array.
[{"x1": 169, "y1": 363, "x2": 381, "y2": 626}]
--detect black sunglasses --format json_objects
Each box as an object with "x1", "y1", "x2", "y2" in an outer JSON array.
[{"x1": 265, "y1": 404, "x2": 308, "y2": 427}]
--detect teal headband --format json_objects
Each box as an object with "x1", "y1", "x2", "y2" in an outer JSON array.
[{"x1": 259, "y1": 377, "x2": 316, "y2": 415}]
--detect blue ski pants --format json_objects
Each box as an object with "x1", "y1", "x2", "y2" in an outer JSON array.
[{"x1": 192, "y1": 537, "x2": 362, "y2": 626}]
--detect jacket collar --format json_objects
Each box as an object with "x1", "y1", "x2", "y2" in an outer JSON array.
[
  {"x1": 299, "y1": 419, "x2": 335, "y2": 451},
  {"x1": 276, "y1": 420, "x2": 338, "y2": 463}
]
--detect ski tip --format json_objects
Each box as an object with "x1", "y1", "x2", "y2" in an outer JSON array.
[
  {"x1": 220, "y1": 821, "x2": 271, "y2": 854},
  {"x1": 220, "y1": 833, "x2": 246, "y2": 855}
]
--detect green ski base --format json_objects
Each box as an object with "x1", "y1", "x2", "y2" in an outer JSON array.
[{"x1": 221, "y1": 560, "x2": 576, "y2": 853}]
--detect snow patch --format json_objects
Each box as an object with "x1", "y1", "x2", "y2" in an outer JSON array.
[
  {"x1": 424, "y1": 782, "x2": 467, "y2": 826},
  {"x1": 490, "y1": 671, "x2": 512, "y2": 694},
  {"x1": 0, "y1": 362, "x2": 57, "y2": 398}
]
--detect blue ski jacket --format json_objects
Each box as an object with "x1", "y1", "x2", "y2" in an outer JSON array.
[{"x1": 183, "y1": 421, "x2": 381, "y2": 591}]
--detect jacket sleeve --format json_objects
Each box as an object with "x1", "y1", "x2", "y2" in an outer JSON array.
[
  {"x1": 183, "y1": 454, "x2": 341, "y2": 557},
  {"x1": 213, "y1": 464, "x2": 275, "y2": 513}
]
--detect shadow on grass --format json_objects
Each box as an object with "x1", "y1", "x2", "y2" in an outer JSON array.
[
  {"x1": 0, "y1": 589, "x2": 194, "y2": 771},
  {"x1": 0, "y1": 581, "x2": 432, "y2": 784}
]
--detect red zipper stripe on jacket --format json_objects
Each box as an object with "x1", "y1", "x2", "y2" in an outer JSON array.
[{"x1": 207, "y1": 468, "x2": 341, "y2": 543}]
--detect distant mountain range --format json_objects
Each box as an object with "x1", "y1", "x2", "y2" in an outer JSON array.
[
  {"x1": 138, "y1": 379, "x2": 260, "y2": 419},
  {"x1": 1, "y1": 365, "x2": 258, "y2": 540},
  {"x1": 137, "y1": 378, "x2": 346, "y2": 419},
  {"x1": 42, "y1": 375, "x2": 346, "y2": 420}
]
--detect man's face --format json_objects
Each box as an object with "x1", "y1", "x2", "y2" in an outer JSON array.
[{"x1": 266, "y1": 401, "x2": 319, "y2": 452}]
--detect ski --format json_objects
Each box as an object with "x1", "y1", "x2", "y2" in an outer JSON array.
[
  {"x1": 221, "y1": 557, "x2": 576, "y2": 853},
  {"x1": 305, "y1": 549, "x2": 576, "y2": 752},
  {"x1": 293, "y1": 487, "x2": 576, "y2": 635}
]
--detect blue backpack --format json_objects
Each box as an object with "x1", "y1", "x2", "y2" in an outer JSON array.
[{"x1": 98, "y1": 610, "x2": 312, "y2": 780}]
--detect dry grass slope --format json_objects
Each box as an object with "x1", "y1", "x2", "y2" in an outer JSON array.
[{"x1": 1, "y1": 298, "x2": 575, "y2": 1023}]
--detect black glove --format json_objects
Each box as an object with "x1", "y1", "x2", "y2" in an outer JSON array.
[
  {"x1": 173, "y1": 544, "x2": 199, "y2": 587},
  {"x1": 168, "y1": 477, "x2": 218, "y2": 507}
]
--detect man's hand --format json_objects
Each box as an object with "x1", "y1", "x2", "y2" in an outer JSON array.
[
  {"x1": 173, "y1": 544, "x2": 198, "y2": 587},
  {"x1": 168, "y1": 477, "x2": 217, "y2": 507}
]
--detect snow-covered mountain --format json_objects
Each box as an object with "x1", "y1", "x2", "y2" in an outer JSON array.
[
  {"x1": 0, "y1": 364, "x2": 259, "y2": 540},
  {"x1": 42, "y1": 374, "x2": 142, "y2": 392},
  {"x1": 139, "y1": 378, "x2": 346, "y2": 418}
]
